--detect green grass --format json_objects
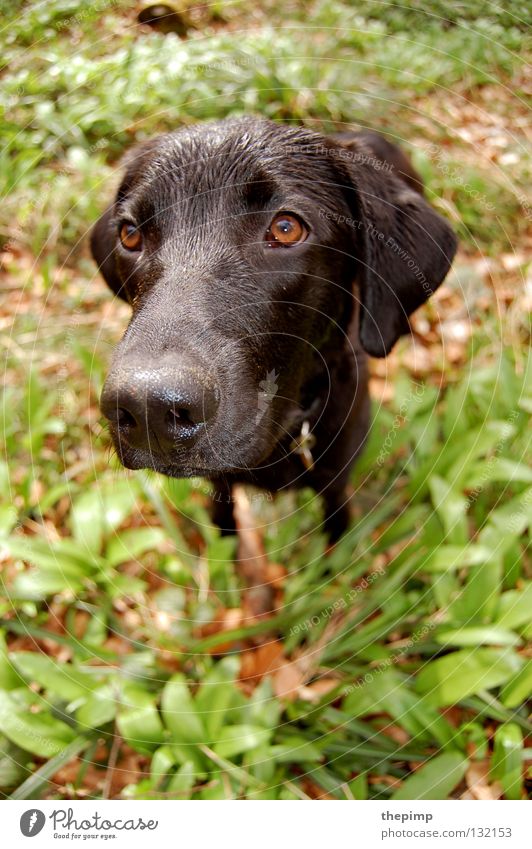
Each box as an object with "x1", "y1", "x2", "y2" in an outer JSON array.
[{"x1": 0, "y1": 0, "x2": 530, "y2": 800}]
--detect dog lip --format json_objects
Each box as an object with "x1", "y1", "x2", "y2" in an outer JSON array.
[{"x1": 112, "y1": 441, "x2": 231, "y2": 478}]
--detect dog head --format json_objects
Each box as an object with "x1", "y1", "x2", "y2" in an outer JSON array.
[{"x1": 91, "y1": 118, "x2": 456, "y2": 477}]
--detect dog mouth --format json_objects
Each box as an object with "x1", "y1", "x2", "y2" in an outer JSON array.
[
  {"x1": 110, "y1": 432, "x2": 251, "y2": 479},
  {"x1": 113, "y1": 441, "x2": 217, "y2": 477}
]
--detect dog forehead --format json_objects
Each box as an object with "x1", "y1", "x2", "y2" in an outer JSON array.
[{"x1": 141, "y1": 119, "x2": 335, "y2": 191}]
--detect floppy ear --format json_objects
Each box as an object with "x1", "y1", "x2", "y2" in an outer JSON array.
[
  {"x1": 90, "y1": 205, "x2": 128, "y2": 300},
  {"x1": 332, "y1": 146, "x2": 457, "y2": 357}
]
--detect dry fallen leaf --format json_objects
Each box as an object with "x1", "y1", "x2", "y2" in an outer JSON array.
[
  {"x1": 465, "y1": 760, "x2": 503, "y2": 801},
  {"x1": 240, "y1": 640, "x2": 285, "y2": 689},
  {"x1": 233, "y1": 485, "x2": 276, "y2": 617},
  {"x1": 272, "y1": 657, "x2": 307, "y2": 701}
]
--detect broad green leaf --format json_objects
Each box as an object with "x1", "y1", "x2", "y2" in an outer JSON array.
[
  {"x1": 11, "y1": 570, "x2": 84, "y2": 600},
  {"x1": 244, "y1": 679, "x2": 281, "y2": 729},
  {"x1": 467, "y1": 458, "x2": 532, "y2": 487},
  {"x1": 416, "y1": 648, "x2": 522, "y2": 706},
  {"x1": 7, "y1": 536, "x2": 98, "y2": 599},
  {"x1": 435, "y1": 627, "x2": 521, "y2": 647},
  {"x1": 0, "y1": 750, "x2": 28, "y2": 790},
  {"x1": 150, "y1": 745, "x2": 177, "y2": 782},
  {"x1": 117, "y1": 685, "x2": 164, "y2": 752},
  {"x1": 0, "y1": 633, "x2": 24, "y2": 690},
  {"x1": 446, "y1": 421, "x2": 517, "y2": 487},
  {"x1": 105, "y1": 527, "x2": 167, "y2": 567},
  {"x1": 0, "y1": 691, "x2": 75, "y2": 757},
  {"x1": 0, "y1": 504, "x2": 18, "y2": 536},
  {"x1": 213, "y1": 724, "x2": 271, "y2": 759},
  {"x1": 428, "y1": 475, "x2": 467, "y2": 543},
  {"x1": 10, "y1": 652, "x2": 95, "y2": 701},
  {"x1": 167, "y1": 760, "x2": 197, "y2": 794},
  {"x1": 425, "y1": 544, "x2": 493, "y2": 572},
  {"x1": 344, "y1": 670, "x2": 455, "y2": 747},
  {"x1": 195, "y1": 657, "x2": 240, "y2": 738},
  {"x1": 76, "y1": 688, "x2": 117, "y2": 729},
  {"x1": 349, "y1": 773, "x2": 368, "y2": 801},
  {"x1": 5, "y1": 536, "x2": 95, "y2": 575},
  {"x1": 161, "y1": 674, "x2": 204, "y2": 744},
  {"x1": 491, "y1": 724, "x2": 523, "y2": 800},
  {"x1": 270, "y1": 737, "x2": 322, "y2": 763},
  {"x1": 392, "y1": 752, "x2": 469, "y2": 801},
  {"x1": 495, "y1": 584, "x2": 532, "y2": 630},
  {"x1": 500, "y1": 661, "x2": 532, "y2": 708},
  {"x1": 392, "y1": 752, "x2": 469, "y2": 800},
  {"x1": 450, "y1": 557, "x2": 502, "y2": 624},
  {"x1": 489, "y1": 488, "x2": 532, "y2": 536},
  {"x1": 70, "y1": 480, "x2": 138, "y2": 553},
  {"x1": 244, "y1": 743, "x2": 276, "y2": 784}
]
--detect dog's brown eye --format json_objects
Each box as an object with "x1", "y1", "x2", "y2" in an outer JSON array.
[
  {"x1": 265, "y1": 212, "x2": 308, "y2": 247},
  {"x1": 119, "y1": 222, "x2": 142, "y2": 251}
]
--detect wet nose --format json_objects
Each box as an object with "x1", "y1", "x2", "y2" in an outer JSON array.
[{"x1": 100, "y1": 365, "x2": 218, "y2": 452}]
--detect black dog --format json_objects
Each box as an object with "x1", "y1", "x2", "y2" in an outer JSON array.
[{"x1": 91, "y1": 118, "x2": 457, "y2": 539}]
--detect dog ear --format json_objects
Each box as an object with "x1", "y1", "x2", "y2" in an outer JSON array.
[
  {"x1": 90, "y1": 205, "x2": 128, "y2": 300},
  {"x1": 331, "y1": 144, "x2": 457, "y2": 357}
]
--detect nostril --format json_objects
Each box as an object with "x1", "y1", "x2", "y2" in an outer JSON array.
[
  {"x1": 165, "y1": 406, "x2": 195, "y2": 429},
  {"x1": 117, "y1": 407, "x2": 137, "y2": 429}
]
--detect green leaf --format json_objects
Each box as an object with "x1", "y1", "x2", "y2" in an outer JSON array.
[
  {"x1": 446, "y1": 421, "x2": 517, "y2": 488},
  {"x1": 117, "y1": 685, "x2": 164, "y2": 752},
  {"x1": 167, "y1": 760, "x2": 197, "y2": 794},
  {"x1": 450, "y1": 557, "x2": 502, "y2": 624},
  {"x1": 392, "y1": 752, "x2": 468, "y2": 800},
  {"x1": 435, "y1": 627, "x2": 521, "y2": 647},
  {"x1": 348, "y1": 773, "x2": 368, "y2": 800},
  {"x1": 495, "y1": 584, "x2": 532, "y2": 630},
  {"x1": 0, "y1": 504, "x2": 18, "y2": 536},
  {"x1": 428, "y1": 475, "x2": 468, "y2": 543},
  {"x1": 270, "y1": 736, "x2": 323, "y2": 763},
  {"x1": 161, "y1": 675, "x2": 204, "y2": 744},
  {"x1": 425, "y1": 544, "x2": 493, "y2": 572},
  {"x1": 195, "y1": 657, "x2": 240, "y2": 739},
  {"x1": 150, "y1": 745, "x2": 177, "y2": 784},
  {"x1": 0, "y1": 691, "x2": 75, "y2": 757},
  {"x1": 10, "y1": 652, "x2": 95, "y2": 701},
  {"x1": 491, "y1": 724, "x2": 523, "y2": 800},
  {"x1": 489, "y1": 488, "x2": 532, "y2": 537},
  {"x1": 344, "y1": 670, "x2": 455, "y2": 748},
  {"x1": 6, "y1": 536, "x2": 97, "y2": 600},
  {"x1": 468, "y1": 458, "x2": 532, "y2": 486},
  {"x1": 11, "y1": 570, "x2": 84, "y2": 600},
  {"x1": 70, "y1": 480, "x2": 138, "y2": 553},
  {"x1": 76, "y1": 687, "x2": 116, "y2": 729},
  {"x1": 0, "y1": 751, "x2": 28, "y2": 791},
  {"x1": 213, "y1": 724, "x2": 271, "y2": 759},
  {"x1": 500, "y1": 661, "x2": 532, "y2": 708},
  {"x1": 5, "y1": 536, "x2": 95, "y2": 574},
  {"x1": 416, "y1": 648, "x2": 522, "y2": 706},
  {"x1": 0, "y1": 633, "x2": 24, "y2": 690},
  {"x1": 105, "y1": 527, "x2": 167, "y2": 567}
]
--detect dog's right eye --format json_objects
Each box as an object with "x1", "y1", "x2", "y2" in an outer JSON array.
[
  {"x1": 265, "y1": 212, "x2": 308, "y2": 247},
  {"x1": 119, "y1": 222, "x2": 143, "y2": 252}
]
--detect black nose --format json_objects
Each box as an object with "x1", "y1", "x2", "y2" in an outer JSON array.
[{"x1": 100, "y1": 364, "x2": 218, "y2": 452}]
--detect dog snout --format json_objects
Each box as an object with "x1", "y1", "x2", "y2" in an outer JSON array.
[{"x1": 100, "y1": 364, "x2": 218, "y2": 453}]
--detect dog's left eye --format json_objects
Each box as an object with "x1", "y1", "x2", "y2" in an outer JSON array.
[
  {"x1": 119, "y1": 222, "x2": 143, "y2": 252},
  {"x1": 265, "y1": 212, "x2": 308, "y2": 247}
]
